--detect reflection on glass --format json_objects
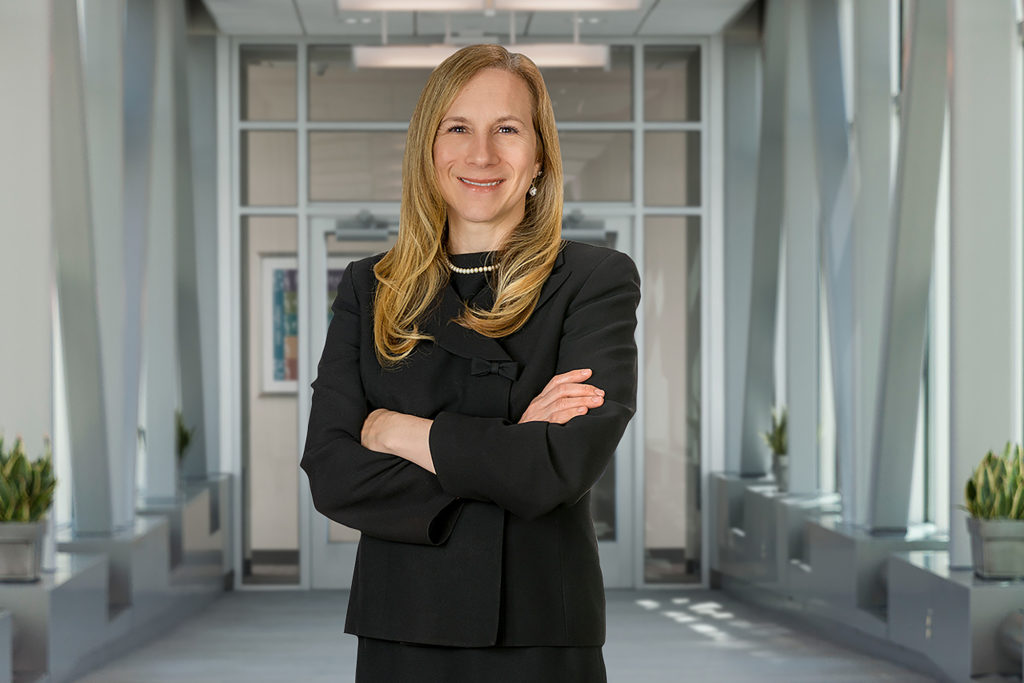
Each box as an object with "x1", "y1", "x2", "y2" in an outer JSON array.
[
  {"x1": 644, "y1": 216, "x2": 701, "y2": 584},
  {"x1": 559, "y1": 131, "x2": 632, "y2": 202},
  {"x1": 241, "y1": 131, "x2": 297, "y2": 206},
  {"x1": 308, "y1": 45, "x2": 432, "y2": 122},
  {"x1": 240, "y1": 45, "x2": 297, "y2": 121},
  {"x1": 309, "y1": 132, "x2": 406, "y2": 202},
  {"x1": 644, "y1": 131, "x2": 700, "y2": 206},
  {"x1": 544, "y1": 46, "x2": 632, "y2": 121},
  {"x1": 644, "y1": 45, "x2": 701, "y2": 122},
  {"x1": 242, "y1": 215, "x2": 300, "y2": 585}
]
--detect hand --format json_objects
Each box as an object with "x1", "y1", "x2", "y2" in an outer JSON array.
[
  {"x1": 361, "y1": 408, "x2": 394, "y2": 453},
  {"x1": 518, "y1": 368, "x2": 604, "y2": 425}
]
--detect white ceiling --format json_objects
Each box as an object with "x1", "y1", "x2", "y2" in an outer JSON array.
[{"x1": 199, "y1": 0, "x2": 752, "y2": 38}]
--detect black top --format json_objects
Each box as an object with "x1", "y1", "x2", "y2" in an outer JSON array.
[{"x1": 447, "y1": 251, "x2": 495, "y2": 301}]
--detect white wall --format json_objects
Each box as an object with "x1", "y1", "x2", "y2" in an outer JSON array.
[{"x1": 0, "y1": 3, "x2": 54, "y2": 456}]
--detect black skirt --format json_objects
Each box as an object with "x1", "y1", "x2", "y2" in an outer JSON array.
[{"x1": 356, "y1": 637, "x2": 607, "y2": 683}]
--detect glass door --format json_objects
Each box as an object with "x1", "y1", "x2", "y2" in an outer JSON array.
[
  {"x1": 305, "y1": 215, "x2": 396, "y2": 589},
  {"x1": 304, "y1": 215, "x2": 638, "y2": 589},
  {"x1": 562, "y1": 215, "x2": 636, "y2": 588}
]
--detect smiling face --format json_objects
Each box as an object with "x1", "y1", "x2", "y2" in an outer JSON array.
[{"x1": 433, "y1": 68, "x2": 542, "y2": 253}]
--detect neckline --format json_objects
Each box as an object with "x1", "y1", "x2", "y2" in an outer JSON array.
[{"x1": 448, "y1": 251, "x2": 495, "y2": 268}]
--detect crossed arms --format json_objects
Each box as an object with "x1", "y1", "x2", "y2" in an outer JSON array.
[{"x1": 300, "y1": 249, "x2": 640, "y2": 545}]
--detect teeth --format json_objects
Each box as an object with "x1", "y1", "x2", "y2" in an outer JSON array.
[{"x1": 460, "y1": 178, "x2": 502, "y2": 187}]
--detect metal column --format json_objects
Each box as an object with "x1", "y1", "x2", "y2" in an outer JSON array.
[{"x1": 869, "y1": 0, "x2": 947, "y2": 532}]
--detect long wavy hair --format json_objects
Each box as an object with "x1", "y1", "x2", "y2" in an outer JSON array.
[{"x1": 372, "y1": 44, "x2": 564, "y2": 365}]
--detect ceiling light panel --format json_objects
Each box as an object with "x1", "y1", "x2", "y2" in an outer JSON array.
[
  {"x1": 494, "y1": 0, "x2": 640, "y2": 10},
  {"x1": 352, "y1": 45, "x2": 460, "y2": 68},
  {"x1": 338, "y1": 0, "x2": 485, "y2": 10},
  {"x1": 506, "y1": 43, "x2": 609, "y2": 68},
  {"x1": 353, "y1": 43, "x2": 610, "y2": 69}
]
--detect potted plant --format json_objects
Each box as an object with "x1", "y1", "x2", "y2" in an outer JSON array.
[
  {"x1": 964, "y1": 442, "x2": 1024, "y2": 579},
  {"x1": 0, "y1": 436, "x2": 56, "y2": 582},
  {"x1": 175, "y1": 409, "x2": 194, "y2": 467},
  {"x1": 761, "y1": 406, "x2": 788, "y2": 492}
]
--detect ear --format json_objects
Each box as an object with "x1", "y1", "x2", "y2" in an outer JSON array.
[{"x1": 534, "y1": 161, "x2": 542, "y2": 178}]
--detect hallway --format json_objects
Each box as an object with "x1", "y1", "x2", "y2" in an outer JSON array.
[{"x1": 77, "y1": 590, "x2": 935, "y2": 682}]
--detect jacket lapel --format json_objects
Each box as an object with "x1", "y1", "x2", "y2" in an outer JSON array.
[
  {"x1": 423, "y1": 245, "x2": 569, "y2": 361},
  {"x1": 424, "y1": 283, "x2": 513, "y2": 362},
  {"x1": 533, "y1": 247, "x2": 569, "y2": 311}
]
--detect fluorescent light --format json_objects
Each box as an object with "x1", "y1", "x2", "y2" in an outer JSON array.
[
  {"x1": 506, "y1": 43, "x2": 609, "y2": 68},
  {"x1": 494, "y1": 0, "x2": 640, "y2": 10},
  {"x1": 353, "y1": 43, "x2": 610, "y2": 69},
  {"x1": 352, "y1": 44, "x2": 459, "y2": 68},
  {"x1": 338, "y1": 0, "x2": 485, "y2": 10}
]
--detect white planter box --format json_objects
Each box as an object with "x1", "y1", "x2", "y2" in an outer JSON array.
[
  {"x1": 0, "y1": 521, "x2": 45, "y2": 582},
  {"x1": 967, "y1": 517, "x2": 1024, "y2": 580}
]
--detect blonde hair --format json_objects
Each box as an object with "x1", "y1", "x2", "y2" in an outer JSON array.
[{"x1": 372, "y1": 44, "x2": 564, "y2": 365}]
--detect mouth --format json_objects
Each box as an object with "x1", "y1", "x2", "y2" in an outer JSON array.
[{"x1": 459, "y1": 177, "x2": 504, "y2": 188}]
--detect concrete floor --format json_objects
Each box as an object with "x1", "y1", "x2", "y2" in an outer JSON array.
[{"x1": 76, "y1": 589, "x2": 938, "y2": 682}]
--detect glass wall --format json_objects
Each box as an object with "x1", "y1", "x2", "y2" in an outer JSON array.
[
  {"x1": 640, "y1": 45, "x2": 704, "y2": 584},
  {"x1": 644, "y1": 216, "x2": 701, "y2": 583}
]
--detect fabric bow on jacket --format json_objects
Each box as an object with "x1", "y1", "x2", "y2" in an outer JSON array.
[{"x1": 470, "y1": 357, "x2": 521, "y2": 381}]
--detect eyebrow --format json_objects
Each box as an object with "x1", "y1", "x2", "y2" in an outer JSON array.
[{"x1": 440, "y1": 115, "x2": 528, "y2": 126}]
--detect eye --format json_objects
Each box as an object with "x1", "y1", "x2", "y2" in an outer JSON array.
[
  {"x1": 498, "y1": 125, "x2": 519, "y2": 134},
  {"x1": 445, "y1": 125, "x2": 468, "y2": 133}
]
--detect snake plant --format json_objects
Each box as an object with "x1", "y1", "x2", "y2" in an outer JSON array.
[
  {"x1": 0, "y1": 436, "x2": 56, "y2": 523},
  {"x1": 965, "y1": 442, "x2": 1024, "y2": 520}
]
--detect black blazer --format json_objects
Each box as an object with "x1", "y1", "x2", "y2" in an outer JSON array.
[{"x1": 301, "y1": 239, "x2": 640, "y2": 648}]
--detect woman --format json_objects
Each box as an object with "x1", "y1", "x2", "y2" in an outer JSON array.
[{"x1": 301, "y1": 44, "x2": 640, "y2": 682}]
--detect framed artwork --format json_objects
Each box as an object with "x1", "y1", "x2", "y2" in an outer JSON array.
[
  {"x1": 261, "y1": 255, "x2": 356, "y2": 394},
  {"x1": 262, "y1": 256, "x2": 299, "y2": 393}
]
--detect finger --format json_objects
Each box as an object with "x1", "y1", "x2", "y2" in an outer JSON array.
[
  {"x1": 534, "y1": 380, "x2": 602, "y2": 406},
  {"x1": 525, "y1": 395, "x2": 602, "y2": 424},
  {"x1": 532, "y1": 383, "x2": 603, "y2": 414},
  {"x1": 551, "y1": 395, "x2": 603, "y2": 415},
  {"x1": 547, "y1": 405, "x2": 590, "y2": 425},
  {"x1": 547, "y1": 382, "x2": 604, "y2": 400},
  {"x1": 542, "y1": 368, "x2": 592, "y2": 392}
]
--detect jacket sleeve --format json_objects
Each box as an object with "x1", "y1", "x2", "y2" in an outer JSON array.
[
  {"x1": 300, "y1": 262, "x2": 462, "y2": 545},
  {"x1": 429, "y1": 249, "x2": 640, "y2": 521}
]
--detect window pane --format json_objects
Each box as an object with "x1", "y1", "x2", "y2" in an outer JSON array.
[
  {"x1": 241, "y1": 131, "x2": 297, "y2": 206},
  {"x1": 309, "y1": 45, "x2": 432, "y2": 122},
  {"x1": 644, "y1": 215, "x2": 701, "y2": 584},
  {"x1": 240, "y1": 45, "x2": 297, "y2": 121},
  {"x1": 644, "y1": 45, "x2": 700, "y2": 122},
  {"x1": 543, "y1": 46, "x2": 633, "y2": 122},
  {"x1": 644, "y1": 131, "x2": 700, "y2": 206},
  {"x1": 241, "y1": 215, "x2": 300, "y2": 585},
  {"x1": 309, "y1": 132, "x2": 406, "y2": 202},
  {"x1": 560, "y1": 131, "x2": 632, "y2": 202}
]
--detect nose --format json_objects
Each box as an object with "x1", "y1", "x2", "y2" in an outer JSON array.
[{"x1": 466, "y1": 132, "x2": 498, "y2": 167}]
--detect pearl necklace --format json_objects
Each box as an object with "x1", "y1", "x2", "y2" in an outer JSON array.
[{"x1": 445, "y1": 258, "x2": 497, "y2": 275}]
